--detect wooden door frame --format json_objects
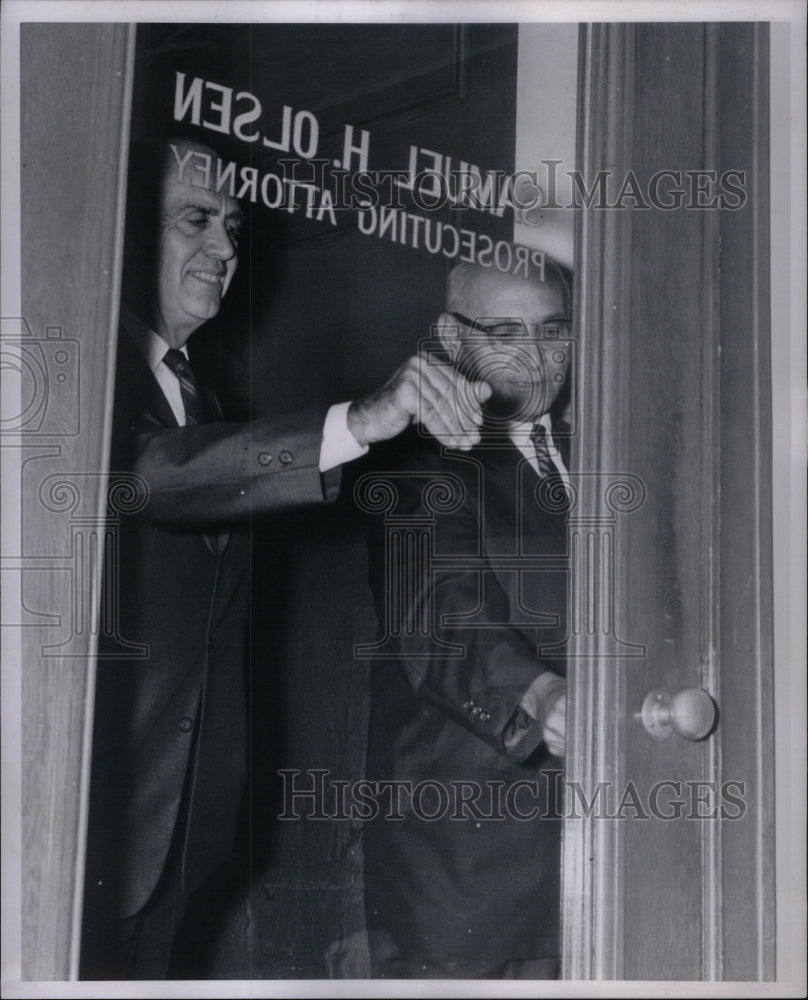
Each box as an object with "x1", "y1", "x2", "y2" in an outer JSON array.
[
  {"x1": 560, "y1": 22, "x2": 774, "y2": 981},
  {"x1": 8, "y1": 17, "x2": 778, "y2": 985},
  {"x1": 559, "y1": 23, "x2": 634, "y2": 980},
  {"x1": 13, "y1": 22, "x2": 136, "y2": 980}
]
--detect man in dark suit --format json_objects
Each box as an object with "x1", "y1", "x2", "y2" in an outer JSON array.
[
  {"x1": 80, "y1": 138, "x2": 490, "y2": 980},
  {"x1": 363, "y1": 260, "x2": 572, "y2": 979}
]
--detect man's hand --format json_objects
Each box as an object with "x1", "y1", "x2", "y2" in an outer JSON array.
[
  {"x1": 347, "y1": 354, "x2": 491, "y2": 450},
  {"x1": 543, "y1": 692, "x2": 566, "y2": 758}
]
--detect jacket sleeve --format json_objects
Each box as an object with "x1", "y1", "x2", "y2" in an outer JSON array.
[
  {"x1": 128, "y1": 406, "x2": 339, "y2": 528},
  {"x1": 366, "y1": 453, "x2": 566, "y2": 764}
]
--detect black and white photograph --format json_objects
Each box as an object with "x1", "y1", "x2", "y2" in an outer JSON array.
[{"x1": 1, "y1": 1, "x2": 805, "y2": 996}]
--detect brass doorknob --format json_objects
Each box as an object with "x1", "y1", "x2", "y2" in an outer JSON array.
[{"x1": 640, "y1": 688, "x2": 716, "y2": 741}]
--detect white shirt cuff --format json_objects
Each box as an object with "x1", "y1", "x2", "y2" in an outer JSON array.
[
  {"x1": 319, "y1": 401, "x2": 369, "y2": 472},
  {"x1": 519, "y1": 671, "x2": 566, "y2": 721}
]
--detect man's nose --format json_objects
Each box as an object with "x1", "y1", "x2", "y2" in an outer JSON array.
[{"x1": 204, "y1": 221, "x2": 237, "y2": 260}]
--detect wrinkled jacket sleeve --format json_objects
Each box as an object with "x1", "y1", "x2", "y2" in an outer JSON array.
[
  {"x1": 366, "y1": 450, "x2": 565, "y2": 764},
  {"x1": 131, "y1": 408, "x2": 339, "y2": 527}
]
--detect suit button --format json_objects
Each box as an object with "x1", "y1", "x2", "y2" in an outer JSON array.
[
  {"x1": 463, "y1": 700, "x2": 473, "y2": 711},
  {"x1": 479, "y1": 711, "x2": 491, "y2": 723},
  {"x1": 178, "y1": 717, "x2": 194, "y2": 733},
  {"x1": 279, "y1": 450, "x2": 293, "y2": 464},
  {"x1": 258, "y1": 452, "x2": 272, "y2": 466}
]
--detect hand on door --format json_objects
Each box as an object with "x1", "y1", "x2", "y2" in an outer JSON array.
[{"x1": 543, "y1": 691, "x2": 566, "y2": 758}]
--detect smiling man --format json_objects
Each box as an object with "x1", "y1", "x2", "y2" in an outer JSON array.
[
  {"x1": 153, "y1": 151, "x2": 243, "y2": 342},
  {"x1": 362, "y1": 260, "x2": 572, "y2": 979},
  {"x1": 80, "y1": 138, "x2": 491, "y2": 980}
]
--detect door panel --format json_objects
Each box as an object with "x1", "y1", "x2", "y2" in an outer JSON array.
[
  {"x1": 17, "y1": 22, "x2": 135, "y2": 980},
  {"x1": 562, "y1": 23, "x2": 773, "y2": 981}
]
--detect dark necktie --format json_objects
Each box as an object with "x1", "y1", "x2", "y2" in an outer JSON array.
[
  {"x1": 162, "y1": 348, "x2": 228, "y2": 555},
  {"x1": 530, "y1": 422, "x2": 560, "y2": 480},
  {"x1": 530, "y1": 421, "x2": 570, "y2": 513},
  {"x1": 162, "y1": 348, "x2": 211, "y2": 426}
]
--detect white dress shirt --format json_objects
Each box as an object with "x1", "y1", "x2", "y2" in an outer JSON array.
[{"x1": 508, "y1": 413, "x2": 570, "y2": 488}]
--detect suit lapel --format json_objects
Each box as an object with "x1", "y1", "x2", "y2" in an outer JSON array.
[
  {"x1": 116, "y1": 327, "x2": 231, "y2": 556},
  {"x1": 460, "y1": 433, "x2": 566, "y2": 637},
  {"x1": 116, "y1": 328, "x2": 180, "y2": 430},
  {"x1": 475, "y1": 428, "x2": 567, "y2": 545},
  {"x1": 551, "y1": 414, "x2": 572, "y2": 471}
]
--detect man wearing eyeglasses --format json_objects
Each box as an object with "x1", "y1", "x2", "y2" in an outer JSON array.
[{"x1": 362, "y1": 259, "x2": 572, "y2": 979}]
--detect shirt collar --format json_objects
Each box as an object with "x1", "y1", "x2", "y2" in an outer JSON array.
[
  {"x1": 509, "y1": 413, "x2": 553, "y2": 448},
  {"x1": 120, "y1": 302, "x2": 188, "y2": 374}
]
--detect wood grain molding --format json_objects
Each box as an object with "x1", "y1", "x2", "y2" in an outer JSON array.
[
  {"x1": 19, "y1": 22, "x2": 135, "y2": 981},
  {"x1": 560, "y1": 22, "x2": 636, "y2": 981}
]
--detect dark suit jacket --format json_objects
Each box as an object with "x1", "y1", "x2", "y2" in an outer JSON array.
[
  {"x1": 363, "y1": 428, "x2": 568, "y2": 977},
  {"x1": 83, "y1": 331, "x2": 338, "y2": 926}
]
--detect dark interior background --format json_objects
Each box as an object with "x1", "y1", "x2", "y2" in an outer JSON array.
[{"x1": 128, "y1": 23, "x2": 518, "y2": 977}]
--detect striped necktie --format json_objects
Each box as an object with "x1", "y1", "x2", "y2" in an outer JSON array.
[
  {"x1": 530, "y1": 421, "x2": 570, "y2": 512},
  {"x1": 162, "y1": 348, "x2": 211, "y2": 426},
  {"x1": 162, "y1": 347, "x2": 229, "y2": 555},
  {"x1": 530, "y1": 422, "x2": 560, "y2": 480}
]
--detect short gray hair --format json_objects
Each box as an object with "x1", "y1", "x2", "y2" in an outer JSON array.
[{"x1": 446, "y1": 258, "x2": 572, "y2": 315}]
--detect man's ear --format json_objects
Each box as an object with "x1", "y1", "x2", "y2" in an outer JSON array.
[{"x1": 435, "y1": 313, "x2": 462, "y2": 360}]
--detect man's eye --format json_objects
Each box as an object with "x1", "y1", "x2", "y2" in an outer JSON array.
[
  {"x1": 226, "y1": 225, "x2": 242, "y2": 243},
  {"x1": 181, "y1": 215, "x2": 207, "y2": 230},
  {"x1": 489, "y1": 325, "x2": 523, "y2": 339}
]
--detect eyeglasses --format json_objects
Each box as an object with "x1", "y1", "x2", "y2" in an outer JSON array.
[{"x1": 449, "y1": 312, "x2": 572, "y2": 341}]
